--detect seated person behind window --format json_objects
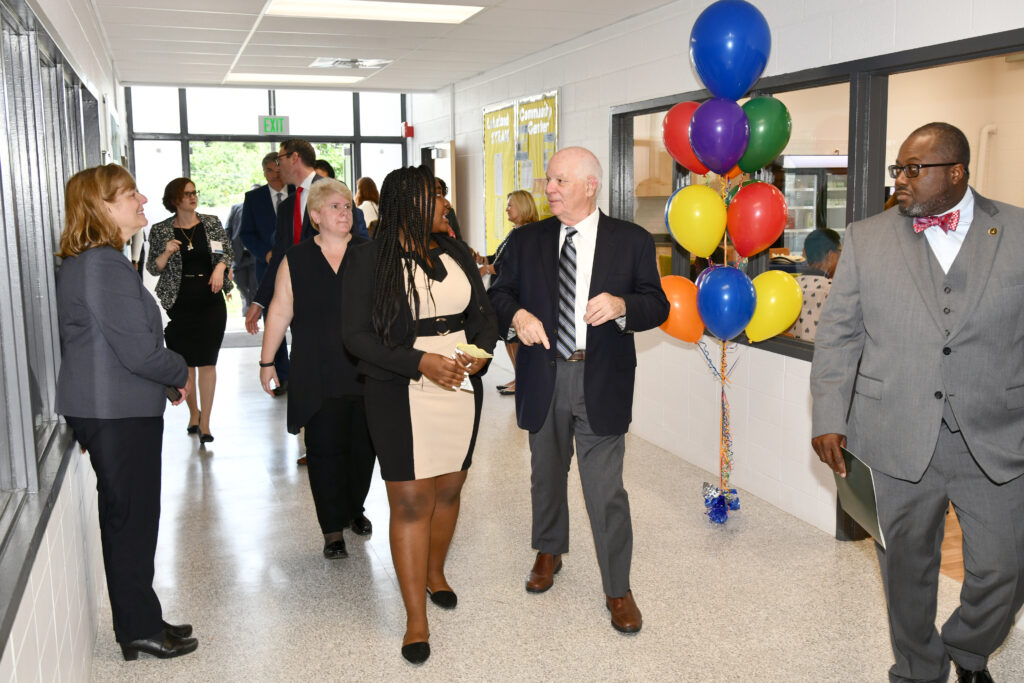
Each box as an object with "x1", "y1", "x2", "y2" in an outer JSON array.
[{"x1": 787, "y1": 227, "x2": 841, "y2": 342}]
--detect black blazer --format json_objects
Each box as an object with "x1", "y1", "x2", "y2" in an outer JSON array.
[
  {"x1": 488, "y1": 213, "x2": 669, "y2": 435},
  {"x1": 239, "y1": 183, "x2": 279, "y2": 262},
  {"x1": 254, "y1": 177, "x2": 370, "y2": 308},
  {"x1": 341, "y1": 234, "x2": 499, "y2": 384}
]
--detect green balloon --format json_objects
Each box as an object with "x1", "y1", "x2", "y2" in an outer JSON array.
[{"x1": 737, "y1": 97, "x2": 792, "y2": 173}]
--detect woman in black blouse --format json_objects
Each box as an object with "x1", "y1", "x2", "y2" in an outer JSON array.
[{"x1": 259, "y1": 178, "x2": 375, "y2": 559}]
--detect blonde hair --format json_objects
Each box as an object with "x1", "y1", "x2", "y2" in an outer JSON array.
[
  {"x1": 507, "y1": 190, "x2": 539, "y2": 226},
  {"x1": 306, "y1": 178, "x2": 353, "y2": 231},
  {"x1": 58, "y1": 164, "x2": 136, "y2": 258}
]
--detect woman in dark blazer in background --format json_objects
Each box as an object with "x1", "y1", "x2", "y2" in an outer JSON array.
[{"x1": 55, "y1": 164, "x2": 197, "y2": 661}]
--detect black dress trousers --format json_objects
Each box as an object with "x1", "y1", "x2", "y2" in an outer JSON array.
[{"x1": 66, "y1": 415, "x2": 164, "y2": 643}]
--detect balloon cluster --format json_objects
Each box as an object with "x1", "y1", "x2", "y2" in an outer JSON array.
[{"x1": 659, "y1": 0, "x2": 800, "y2": 345}]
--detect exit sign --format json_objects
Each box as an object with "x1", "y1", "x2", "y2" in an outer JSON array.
[{"x1": 258, "y1": 115, "x2": 289, "y2": 135}]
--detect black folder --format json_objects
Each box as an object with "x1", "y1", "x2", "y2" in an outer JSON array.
[{"x1": 834, "y1": 447, "x2": 886, "y2": 549}]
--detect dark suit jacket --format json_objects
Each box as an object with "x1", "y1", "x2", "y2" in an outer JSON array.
[
  {"x1": 55, "y1": 246, "x2": 187, "y2": 419},
  {"x1": 488, "y1": 212, "x2": 669, "y2": 435},
  {"x1": 254, "y1": 176, "x2": 370, "y2": 308},
  {"x1": 239, "y1": 183, "x2": 280, "y2": 263},
  {"x1": 341, "y1": 235, "x2": 499, "y2": 384}
]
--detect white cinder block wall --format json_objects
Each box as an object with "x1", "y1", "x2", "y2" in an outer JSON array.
[{"x1": 409, "y1": 0, "x2": 1024, "y2": 534}]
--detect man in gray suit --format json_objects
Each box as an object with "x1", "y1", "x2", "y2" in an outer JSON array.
[{"x1": 811, "y1": 122, "x2": 1024, "y2": 683}]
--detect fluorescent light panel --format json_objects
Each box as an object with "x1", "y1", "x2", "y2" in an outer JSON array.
[
  {"x1": 225, "y1": 73, "x2": 364, "y2": 85},
  {"x1": 266, "y1": 0, "x2": 483, "y2": 24}
]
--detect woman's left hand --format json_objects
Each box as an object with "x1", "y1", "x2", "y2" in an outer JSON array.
[
  {"x1": 456, "y1": 351, "x2": 488, "y2": 376},
  {"x1": 209, "y1": 264, "x2": 226, "y2": 293}
]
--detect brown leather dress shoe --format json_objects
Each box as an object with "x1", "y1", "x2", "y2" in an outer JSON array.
[
  {"x1": 525, "y1": 552, "x2": 562, "y2": 593},
  {"x1": 606, "y1": 590, "x2": 642, "y2": 633}
]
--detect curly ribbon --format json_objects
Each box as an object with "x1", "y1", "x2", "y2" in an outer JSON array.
[{"x1": 701, "y1": 340, "x2": 741, "y2": 524}]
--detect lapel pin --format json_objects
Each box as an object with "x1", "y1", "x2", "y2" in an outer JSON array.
[{"x1": 989, "y1": 227, "x2": 998, "y2": 235}]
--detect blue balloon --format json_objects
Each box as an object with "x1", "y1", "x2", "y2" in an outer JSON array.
[
  {"x1": 690, "y1": 0, "x2": 772, "y2": 100},
  {"x1": 696, "y1": 266, "x2": 756, "y2": 340}
]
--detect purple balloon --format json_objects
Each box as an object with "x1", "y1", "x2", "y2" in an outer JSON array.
[{"x1": 688, "y1": 98, "x2": 750, "y2": 175}]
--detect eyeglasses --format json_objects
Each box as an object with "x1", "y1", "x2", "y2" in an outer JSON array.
[
  {"x1": 275, "y1": 152, "x2": 293, "y2": 166},
  {"x1": 183, "y1": 191, "x2": 199, "y2": 198},
  {"x1": 887, "y1": 162, "x2": 959, "y2": 179}
]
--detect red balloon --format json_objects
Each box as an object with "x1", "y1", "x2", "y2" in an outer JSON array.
[
  {"x1": 726, "y1": 182, "x2": 788, "y2": 258},
  {"x1": 662, "y1": 102, "x2": 709, "y2": 175},
  {"x1": 659, "y1": 276, "x2": 704, "y2": 343}
]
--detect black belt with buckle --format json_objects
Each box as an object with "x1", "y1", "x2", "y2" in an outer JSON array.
[
  {"x1": 564, "y1": 350, "x2": 586, "y2": 362},
  {"x1": 416, "y1": 313, "x2": 467, "y2": 337}
]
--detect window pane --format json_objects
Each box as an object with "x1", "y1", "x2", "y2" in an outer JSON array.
[
  {"x1": 359, "y1": 92, "x2": 401, "y2": 137},
  {"x1": 632, "y1": 111, "x2": 675, "y2": 276},
  {"x1": 188, "y1": 141, "x2": 274, "y2": 223},
  {"x1": 359, "y1": 143, "x2": 402, "y2": 194},
  {"x1": 275, "y1": 89, "x2": 354, "y2": 136},
  {"x1": 130, "y1": 86, "x2": 180, "y2": 134},
  {"x1": 313, "y1": 143, "x2": 353, "y2": 187},
  {"x1": 133, "y1": 140, "x2": 184, "y2": 229},
  {"x1": 186, "y1": 87, "x2": 268, "y2": 135}
]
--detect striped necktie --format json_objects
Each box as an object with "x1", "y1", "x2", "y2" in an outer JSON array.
[{"x1": 556, "y1": 227, "x2": 578, "y2": 359}]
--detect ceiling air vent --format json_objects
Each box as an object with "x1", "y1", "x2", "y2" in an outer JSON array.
[{"x1": 309, "y1": 57, "x2": 392, "y2": 69}]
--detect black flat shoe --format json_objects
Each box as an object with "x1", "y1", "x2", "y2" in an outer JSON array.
[
  {"x1": 162, "y1": 620, "x2": 192, "y2": 638},
  {"x1": 199, "y1": 433, "x2": 214, "y2": 444},
  {"x1": 427, "y1": 588, "x2": 457, "y2": 610},
  {"x1": 186, "y1": 425, "x2": 199, "y2": 435},
  {"x1": 349, "y1": 514, "x2": 372, "y2": 536},
  {"x1": 323, "y1": 539, "x2": 347, "y2": 559},
  {"x1": 401, "y1": 641, "x2": 430, "y2": 664},
  {"x1": 120, "y1": 629, "x2": 198, "y2": 661}
]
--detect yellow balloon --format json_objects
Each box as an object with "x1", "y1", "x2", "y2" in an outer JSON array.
[
  {"x1": 745, "y1": 270, "x2": 803, "y2": 342},
  {"x1": 665, "y1": 184, "x2": 727, "y2": 258}
]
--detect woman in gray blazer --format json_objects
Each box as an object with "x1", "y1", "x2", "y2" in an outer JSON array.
[{"x1": 55, "y1": 165, "x2": 198, "y2": 661}]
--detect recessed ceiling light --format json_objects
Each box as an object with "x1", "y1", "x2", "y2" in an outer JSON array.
[
  {"x1": 309, "y1": 57, "x2": 393, "y2": 69},
  {"x1": 224, "y1": 73, "x2": 364, "y2": 85},
  {"x1": 266, "y1": 0, "x2": 483, "y2": 24}
]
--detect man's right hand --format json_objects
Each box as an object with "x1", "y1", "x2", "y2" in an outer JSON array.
[
  {"x1": 512, "y1": 309, "x2": 550, "y2": 348},
  {"x1": 811, "y1": 433, "x2": 848, "y2": 477},
  {"x1": 245, "y1": 304, "x2": 262, "y2": 334}
]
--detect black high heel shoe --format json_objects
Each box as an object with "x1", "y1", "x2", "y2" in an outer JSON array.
[
  {"x1": 427, "y1": 587, "x2": 457, "y2": 610},
  {"x1": 120, "y1": 628, "x2": 198, "y2": 660},
  {"x1": 401, "y1": 641, "x2": 430, "y2": 664},
  {"x1": 186, "y1": 412, "x2": 201, "y2": 435},
  {"x1": 199, "y1": 433, "x2": 214, "y2": 444}
]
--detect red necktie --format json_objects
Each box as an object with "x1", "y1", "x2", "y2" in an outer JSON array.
[
  {"x1": 292, "y1": 186, "x2": 304, "y2": 244},
  {"x1": 913, "y1": 210, "x2": 959, "y2": 234}
]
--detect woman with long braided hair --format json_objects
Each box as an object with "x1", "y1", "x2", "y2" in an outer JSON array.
[{"x1": 342, "y1": 166, "x2": 498, "y2": 664}]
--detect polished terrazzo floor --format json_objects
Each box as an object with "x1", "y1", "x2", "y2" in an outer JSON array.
[{"x1": 89, "y1": 346, "x2": 1024, "y2": 682}]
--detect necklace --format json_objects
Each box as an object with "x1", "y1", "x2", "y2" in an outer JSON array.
[{"x1": 174, "y1": 221, "x2": 196, "y2": 251}]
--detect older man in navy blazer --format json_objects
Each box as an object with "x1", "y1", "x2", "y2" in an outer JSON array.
[
  {"x1": 240, "y1": 152, "x2": 287, "y2": 284},
  {"x1": 489, "y1": 146, "x2": 668, "y2": 634}
]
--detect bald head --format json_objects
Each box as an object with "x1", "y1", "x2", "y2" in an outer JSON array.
[{"x1": 545, "y1": 146, "x2": 602, "y2": 224}]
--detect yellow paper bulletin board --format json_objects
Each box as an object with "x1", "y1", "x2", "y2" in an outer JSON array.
[{"x1": 483, "y1": 90, "x2": 559, "y2": 253}]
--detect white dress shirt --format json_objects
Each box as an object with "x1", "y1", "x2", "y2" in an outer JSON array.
[
  {"x1": 559, "y1": 207, "x2": 600, "y2": 350},
  {"x1": 922, "y1": 187, "x2": 974, "y2": 274},
  {"x1": 269, "y1": 185, "x2": 285, "y2": 215}
]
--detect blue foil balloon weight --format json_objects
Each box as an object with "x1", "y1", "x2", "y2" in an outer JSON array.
[
  {"x1": 703, "y1": 482, "x2": 740, "y2": 524},
  {"x1": 696, "y1": 266, "x2": 756, "y2": 340},
  {"x1": 689, "y1": 0, "x2": 772, "y2": 100}
]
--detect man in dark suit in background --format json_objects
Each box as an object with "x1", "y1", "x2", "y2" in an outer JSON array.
[
  {"x1": 225, "y1": 199, "x2": 256, "y2": 311},
  {"x1": 488, "y1": 146, "x2": 668, "y2": 635},
  {"x1": 812, "y1": 122, "x2": 1024, "y2": 683}
]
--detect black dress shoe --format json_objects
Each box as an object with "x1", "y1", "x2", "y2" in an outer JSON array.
[
  {"x1": 162, "y1": 620, "x2": 192, "y2": 638},
  {"x1": 427, "y1": 588, "x2": 457, "y2": 610},
  {"x1": 120, "y1": 629, "x2": 198, "y2": 661},
  {"x1": 954, "y1": 661, "x2": 994, "y2": 683},
  {"x1": 349, "y1": 514, "x2": 372, "y2": 536},
  {"x1": 323, "y1": 539, "x2": 347, "y2": 559},
  {"x1": 401, "y1": 641, "x2": 430, "y2": 664}
]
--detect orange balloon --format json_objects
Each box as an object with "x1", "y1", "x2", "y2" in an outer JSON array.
[
  {"x1": 659, "y1": 275, "x2": 704, "y2": 343},
  {"x1": 724, "y1": 165, "x2": 743, "y2": 180}
]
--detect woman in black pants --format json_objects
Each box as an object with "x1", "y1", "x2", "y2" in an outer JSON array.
[
  {"x1": 259, "y1": 178, "x2": 375, "y2": 558},
  {"x1": 55, "y1": 165, "x2": 197, "y2": 660}
]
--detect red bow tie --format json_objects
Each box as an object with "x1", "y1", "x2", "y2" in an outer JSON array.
[{"x1": 913, "y1": 210, "x2": 960, "y2": 234}]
